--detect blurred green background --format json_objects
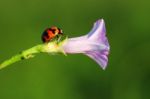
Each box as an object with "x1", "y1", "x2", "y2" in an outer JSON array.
[{"x1": 0, "y1": 0, "x2": 150, "y2": 99}]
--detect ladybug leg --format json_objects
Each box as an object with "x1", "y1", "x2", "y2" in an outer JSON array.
[{"x1": 56, "y1": 35, "x2": 62, "y2": 43}]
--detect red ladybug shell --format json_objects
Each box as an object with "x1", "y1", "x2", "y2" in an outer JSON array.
[{"x1": 41, "y1": 26, "x2": 63, "y2": 43}]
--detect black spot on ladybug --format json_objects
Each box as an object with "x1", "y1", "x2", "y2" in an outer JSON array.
[
  {"x1": 41, "y1": 31, "x2": 49, "y2": 42},
  {"x1": 43, "y1": 31, "x2": 48, "y2": 38},
  {"x1": 51, "y1": 29, "x2": 56, "y2": 34}
]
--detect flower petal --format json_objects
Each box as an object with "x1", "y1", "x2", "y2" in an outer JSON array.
[
  {"x1": 88, "y1": 19, "x2": 109, "y2": 48},
  {"x1": 85, "y1": 49, "x2": 109, "y2": 70}
]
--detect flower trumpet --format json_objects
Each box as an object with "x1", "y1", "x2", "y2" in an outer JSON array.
[{"x1": 62, "y1": 19, "x2": 110, "y2": 69}]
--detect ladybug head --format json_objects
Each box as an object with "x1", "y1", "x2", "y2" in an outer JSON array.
[{"x1": 50, "y1": 26, "x2": 63, "y2": 36}]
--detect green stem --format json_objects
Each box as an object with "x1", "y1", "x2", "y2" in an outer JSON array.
[
  {"x1": 0, "y1": 44, "x2": 43, "y2": 70},
  {"x1": 0, "y1": 54, "x2": 23, "y2": 70},
  {"x1": 0, "y1": 37, "x2": 68, "y2": 70}
]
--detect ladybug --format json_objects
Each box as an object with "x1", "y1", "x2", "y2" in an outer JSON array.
[{"x1": 41, "y1": 26, "x2": 63, "y2": 43}]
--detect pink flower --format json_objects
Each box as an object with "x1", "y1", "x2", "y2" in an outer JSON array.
[{"x1": 62, "y1": 19, "x2": 110, "y2": 70}]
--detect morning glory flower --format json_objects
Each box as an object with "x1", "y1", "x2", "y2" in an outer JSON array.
[{"x1": 62, "y1": 19, "x2": 110, "y2": 69}]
